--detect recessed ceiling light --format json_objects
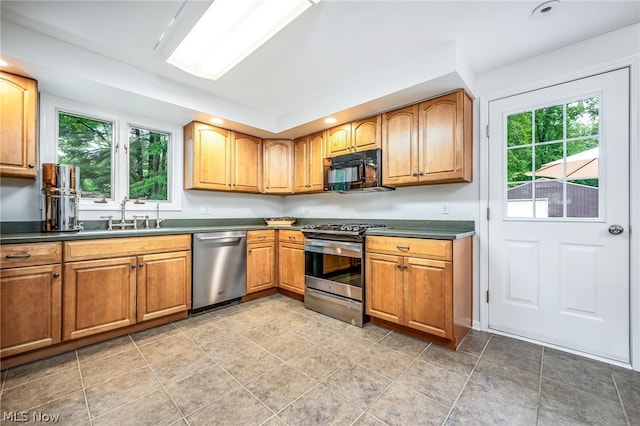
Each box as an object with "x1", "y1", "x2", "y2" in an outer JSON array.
[
  {"x1": 324, "y1": 117, "x2": 337, "y2": 124},
  {"x1": 210, "y1": 117, "x2": 224, "y2": 125},
  {"x1": 0, "y1": 58, "x2": 8, "y2": 67},
  {"x1": 532, "y1": 0, "x2": 559, "y2": 18}
]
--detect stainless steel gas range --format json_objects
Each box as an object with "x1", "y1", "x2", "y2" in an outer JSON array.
[{"x1": 301, "y1": 223, "x2": 385, "y2": 327}]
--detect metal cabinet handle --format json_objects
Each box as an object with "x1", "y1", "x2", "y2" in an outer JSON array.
[
  {"x1": 396, "y1": 245, "x2": 410, "y2": 251},
  {"x1": 53, "y1": 272, "x2": 60, "y2": 278},
  {"x1": 411, "y1": 172, "x2": 418, "y2": 177},
  {"x1": 403, "y1": 265, "x2": 409, "y2": 269},
  {"x1": 289, "y1": 236, "x2": 296, "y2": 240},
  {"x1": 139, "y1": 263, "x2": 144, "y2": 268},
  {"x1": 28, "y1": 163, "x2": 35, "y2": 168},
  {"x1": 609, "y1": 225, "x2": 624, "y2": 235},
  {"x1": 131, "y1": 264, "x2": 136, "y2": 269},
  {"x1": 418, "y1": 171, "x2": 424, "y2": 176},
  {"x1": 6, "y1": 253, "x2": 32, "y2": 259}
]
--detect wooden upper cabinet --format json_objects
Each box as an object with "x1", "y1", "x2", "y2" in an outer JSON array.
[
  {"x1": 0, "y1": 72, "x2": 37, "y2": 179},
  {"x1": 352, "y1": 115, "x2": 381, "y2": 152},
  {"x1": 184, "y1": 122, "x2": 263, "y2": 193},
  {"x1": 326, "y1": 123, "x2": 351, "y2": 157},
  {"x1": 383, "y1": 90, "x2": 472, "y2": 187},
  {"x1": 263, "y1": 139, "x2": 293, "y2": 194},
  {"x1": 326, "y1": 116, "x2": 381, "y2": 157},
  {"x1": 232, "y1": 132, "x2": 262, "y2": 193},
  {"x1": 293, "y1": 131, "x2": 324, "y2": 193},
  {"x1": 184, "y1": 121, "x2": 230, "y2": 190},
  {"x1": 382, "y1": 104, "x2": 420, "y2": 186},
  {"x1": 418, "y1": 90, "x2": 472, "y2": 183}
]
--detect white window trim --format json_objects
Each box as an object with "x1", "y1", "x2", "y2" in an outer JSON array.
[{"x1": 39, "y1": 94, "x2": 182, "y2": 212}]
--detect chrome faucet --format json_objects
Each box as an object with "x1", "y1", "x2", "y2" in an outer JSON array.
[
  {"x1": 110, "y1": 196, "x2": 136, "y2": 229},
  {"x1": 120, "y1": 196, "x2": 130, "y2": 223}
]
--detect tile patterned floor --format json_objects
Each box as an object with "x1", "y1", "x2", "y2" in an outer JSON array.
[{"x1": 1, "y1": 293, "x2": 638, "y2": 425}]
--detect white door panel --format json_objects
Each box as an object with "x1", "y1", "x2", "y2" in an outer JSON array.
[{"x1": 488, "y1": 68, "x2": 630, "y2": 362}]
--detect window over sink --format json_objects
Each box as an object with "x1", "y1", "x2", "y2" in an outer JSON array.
[{"x1": 40, "y1": 94, "x2": 181, "y2": 212}]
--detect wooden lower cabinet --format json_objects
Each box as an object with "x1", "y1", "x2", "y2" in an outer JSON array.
[
  {"x1": 1, "y1": 264, "x2": 62, "y2": 357},
  {"x1": 137, "y1": 251, "x2": 191, "y2": 322},
  {"x1": 278, "y1": 241, "x2": 305, "y2": 295},
  {"x1": 63, "y1": 235, "x2": 191, "y2": 340},
  {"x1": 365, "y1": 253, "x2": 404, "y2": 324},
  {"x1": 64, "y1": 257, "x2": 137, "y2": 340},
  {"x1": 247, "y1": 241, "x2": 276, "y2": 293},
  {"x1": 365, "y1": 236, "x2": 471, "y2": 348}
]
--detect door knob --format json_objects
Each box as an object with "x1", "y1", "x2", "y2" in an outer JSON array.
[{"x1": 608, "y1": 225, "x2": 624, "y2": 235}]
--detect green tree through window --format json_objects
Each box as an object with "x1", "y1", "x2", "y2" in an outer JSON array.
[
  {"x1": 58, "y1": 112, "x2": 113, "y2": 198},
  {"x1": 129, "y1": 127, "x2": 169, "y2": 200}
]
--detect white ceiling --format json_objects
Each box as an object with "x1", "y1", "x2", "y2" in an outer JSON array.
[{"x1": 1, "y1": 0, "x2": 638, "y2": 138}]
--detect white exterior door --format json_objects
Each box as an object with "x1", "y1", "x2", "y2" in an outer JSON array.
[{"x1": 488, "y1": 68, "x2": 630, "y2": 363}]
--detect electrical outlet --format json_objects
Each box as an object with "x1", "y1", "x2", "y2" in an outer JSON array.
[
  {"x1": 441, "y1": 202, "x2": 450, "y2": 215},
  {"x1": 200, "y1": 205, "x2": 211, "y2": 215}
]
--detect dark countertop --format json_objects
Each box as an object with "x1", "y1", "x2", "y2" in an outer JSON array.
[{"x1": 0, "y1": 219, "x2": 474, "y2": 244}]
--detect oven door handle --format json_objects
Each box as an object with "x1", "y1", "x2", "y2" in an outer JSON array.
[
  {"x1": 304, "y1": 239, "x2": 362, "y2": 258},
  {"x1": 306, "y1": 287, "x2": 361, "y2": 309}
]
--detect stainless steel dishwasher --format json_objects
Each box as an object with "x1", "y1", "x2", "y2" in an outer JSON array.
[{"x1": 192, "y1": 231, "x2": 247, "y2": 311}]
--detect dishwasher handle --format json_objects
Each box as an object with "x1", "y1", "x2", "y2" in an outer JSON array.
[{"x1": 197, "y1": 236, "x2": 243, "y2": 243}]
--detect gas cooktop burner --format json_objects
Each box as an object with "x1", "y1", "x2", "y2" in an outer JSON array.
[{"x1": 301, "y1": 223, "x2": 386, "y2": 234}]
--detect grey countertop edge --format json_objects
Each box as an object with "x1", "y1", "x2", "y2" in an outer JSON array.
[
  {"x1": 0, "y1": 219, "x2": 476, "y2": 244},
  {"x1": 365, "y1": 228, "x2": 475, "y2": 240},
  {"x1": 0, "y1": 225, "x2": 474, "y2": 244}
]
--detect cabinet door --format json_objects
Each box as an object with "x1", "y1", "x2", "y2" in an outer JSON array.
[
  {"x1": 263, "y1": 140, "x2": 293, "y2": 194},
  {"x1": 418, "y1": 90, "x2": 472, "y2": 183},
  {"x1": 247, "y1": 242, "x2": 275, "y2": 293},
  {"x1": 326, "y1": 123, "x2": 351, "y2": 157},
  {"x1": 365, "y1": 253, "x2": 404, "y2": 324},
  {"x1": 404, "y1": 257, "x2": 452, "y2": 338},
  {"x1": 1, "y1": 265, "x2": 62, "y2": 357},
  {"x1": 0, "y1": 72, "x2": 37, "y2": 179},
  {"x1": 352, "y1": 115, "x2": 381, "y2": 152},
  {"x1": 184, "y1": 122, "x2": 230, "y2": 190},
  {"x1": 382, "y1": 104, "x2": 419, "y2": 186},
  {"x1": 307, "y1": 131, "x2": 325, "y2": 192},
  {"x1": 293, "y1": 136, "x2": 309, "y2": 193},
  {"x1": 232, "y1": 132, "x2": 262, "y2": 193},
  {"x1": 278, "y1": 242, "x2": 304, "y2": 294},
  {"x1": 137, "y1": 251, "x2": 191, "y2": 322},
  {"x1": 63, "y1": 257, "x2": 137, "y2": 340}
]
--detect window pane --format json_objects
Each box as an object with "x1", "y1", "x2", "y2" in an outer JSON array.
[
  {"x1": 534, "y1": 142, "x2": 564, "y2": 176},
  {"x1": 535, "y1": 105, "x2": 563, "y2": 143},
  {"x1": 566, "y1": 97, "x2": 599, "y2": 138},
  {"x1": 507, "y1": 111, "x2": 532, "y2": 147},
  {"x1": 507, "y1": 146, "x2": 532, "y2": 183},
  {"x1": 534, "y1": 180, "x2": 563, "y2": 218},
  {"x1": 129, "y1": 127, "x2": 169, "y2": 201},
  {"x1": 58, "y1": 112, "x2": 113, "y2": 199}
]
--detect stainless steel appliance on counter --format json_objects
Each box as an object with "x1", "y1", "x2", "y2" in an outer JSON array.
[
  {"x1": 323, "y1": 148, "x2": 393, "y2": 193},
  {"x1": 41, "y1": 163, "x2": 82, "y2": 232},
  {"x1": 301, "y1": 223, "x2": 385, "y2": 326},
  {"x1": 192, "y1": 231, "x2": 247, "y2": 312}
]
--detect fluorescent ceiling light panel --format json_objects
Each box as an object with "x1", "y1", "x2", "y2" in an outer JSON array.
[{"x1": 168, "y1": 0, "x2": 316, "y2": 80}]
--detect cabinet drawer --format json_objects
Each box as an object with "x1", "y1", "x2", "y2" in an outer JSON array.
[
  {"x1": 1, "y1": 242, "x2": 62, "y2": 268},
  {"x1": 247, "y1": 230, "x2": 275, "y2": 244},
  {"x1": 366, "y1": 236, "x2": 451, "y2": 261},
  {"x1": 64, "y1": 235, "x2": 191, "y2": 262},
  {"x1": 278, "y1": 230, "x2": 304, "y2": 245}
]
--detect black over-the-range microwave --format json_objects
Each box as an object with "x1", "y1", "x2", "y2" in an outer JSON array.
[{"x1": 323, "y1": 148, "x2": 394, "y2": 193}]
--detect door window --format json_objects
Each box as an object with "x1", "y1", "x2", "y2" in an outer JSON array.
[{"x1": 505, "y1": 96, "x2": 600, "y2": 219}]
